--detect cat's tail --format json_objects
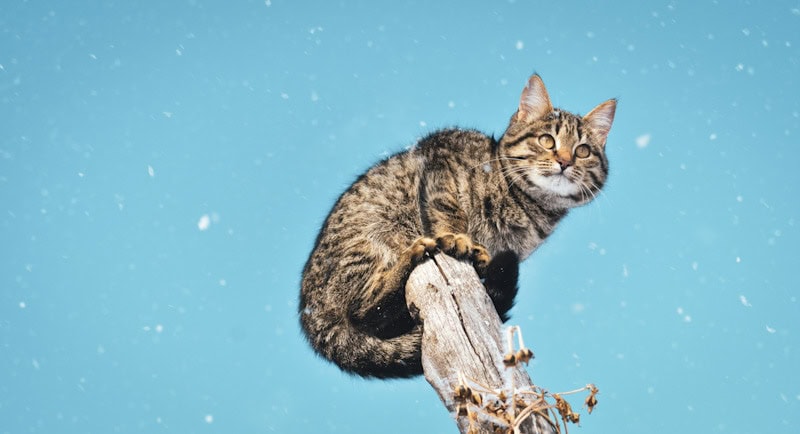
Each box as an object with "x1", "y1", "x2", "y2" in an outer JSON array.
[{"x1": 300, "y1": 313, "x2": 423, "y2": 379}]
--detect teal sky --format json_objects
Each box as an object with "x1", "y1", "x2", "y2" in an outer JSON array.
[{"x1": 1, "y1": 1, "x2": 798, "y2": 433}]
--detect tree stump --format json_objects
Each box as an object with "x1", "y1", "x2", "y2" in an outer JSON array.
[{"x1": 406, "y1": 253, "x2": 558, "y2": 434}]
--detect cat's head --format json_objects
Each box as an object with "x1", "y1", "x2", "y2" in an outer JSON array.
[{"x1": 499, "y1": 74, "x2": 616, "y2": 208}]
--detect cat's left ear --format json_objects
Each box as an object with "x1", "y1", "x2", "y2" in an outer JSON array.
[
  {"x1": 584, "y1": 99, "x2": 617, "y2": 147},
  {"x1": 517, "y1": 74, "x2": 553, "y2": 122}
]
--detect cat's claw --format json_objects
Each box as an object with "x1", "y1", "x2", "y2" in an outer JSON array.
[
  {"x1": 435, "y1": 233, "x2": 490, "y2": 276},
  {"x1": 407, "y1": 234, "x2": 490, "y2": 276},
  {"x1": 408, "y1": 237, "x2": 438, "y2": 264}
]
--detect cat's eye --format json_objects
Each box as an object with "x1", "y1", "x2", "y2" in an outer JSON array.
[
  {"x1": 575, "y1": 144, "x2": 591, "y2": 158},
  {"x1": 538, "y1": 134, "x2": 555, "y2": 150}
]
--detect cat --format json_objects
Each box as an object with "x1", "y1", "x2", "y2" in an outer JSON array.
[{"x1": 299, "y1": 73, "x2": 616, "y2": 378}]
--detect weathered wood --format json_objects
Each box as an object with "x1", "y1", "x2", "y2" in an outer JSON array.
[{"x1": 406, "y1": 253, "x2": 557, "y2": 434}]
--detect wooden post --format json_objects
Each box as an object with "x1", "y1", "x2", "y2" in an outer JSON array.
[{"x1": 406, "y1": 253, "x2": 558, "y2": 434}]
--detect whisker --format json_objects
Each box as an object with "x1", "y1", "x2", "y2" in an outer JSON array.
[
  {"x1": 580, "y1": 182, "x2": 597, "y2": 203},
  {"x1": 469, "y1": 156, "x2": 525, "y2": 171},
  {"x1": 500, "y1": 166, "x2": 531, "y2": 187},
  {"x1": 578, "y1": 179, "x2": 608, "y2": 220}
]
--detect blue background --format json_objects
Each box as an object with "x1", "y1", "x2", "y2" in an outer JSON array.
[{"x1": 2, "y1": 1, "x2": 798, "y2": 433}]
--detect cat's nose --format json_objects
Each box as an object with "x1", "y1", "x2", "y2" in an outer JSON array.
[{"x1": 557, "y1": 158, "x2": 572, "y2": 171}]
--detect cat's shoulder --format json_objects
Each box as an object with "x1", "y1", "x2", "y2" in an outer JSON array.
[{"x1": 414, "y1": 128, "x2": 495, "y2": 156}]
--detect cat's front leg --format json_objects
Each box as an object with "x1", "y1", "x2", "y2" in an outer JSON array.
[
  {"x1": 424, "y1": 196, "x2": 516, "y2": 318},
  {"x1": 420, "y1": 179, "x2": 489, "y2": 275}
]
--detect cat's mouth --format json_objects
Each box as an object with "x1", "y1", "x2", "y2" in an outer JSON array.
[{"x1": 531, "y1": 171, "x2": 579, "y2": 197}]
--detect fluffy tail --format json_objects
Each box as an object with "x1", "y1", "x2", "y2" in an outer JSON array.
[{"x1": 300, "y1": 311, "x2": 423, "y2": 379}]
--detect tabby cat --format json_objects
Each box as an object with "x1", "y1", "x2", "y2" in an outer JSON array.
[{"x1": 299, "y1": 74, "x2": 616, "y2": 378}]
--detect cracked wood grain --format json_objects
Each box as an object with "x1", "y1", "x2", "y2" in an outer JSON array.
[{"x1": 405, "y1": 253, "x2": 556, "y2": 434}]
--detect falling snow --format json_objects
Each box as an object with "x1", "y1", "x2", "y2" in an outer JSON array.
[
  {"x1": 197, "y1": 214, "x2": 211, "y2": 231},
  {"x1": 676, "y1": 307, "x2": 692, "y2": 323},
  {"x1": 635, "y1": 134, "x2": 651, "y2": 148},
  {"x1": 739, "y1": 295, "x2": 751, "y2": 307},
  {"x1": 2, "y1": 3, "x2": 797, "y2": 434}
]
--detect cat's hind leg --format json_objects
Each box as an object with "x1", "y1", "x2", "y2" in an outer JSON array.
[
  {"x1": 482, "y1": 250, "x2": 520, "y2": 321},
  {"x1": 349, "y1": 237, "x2": 438, "y2": 338}
]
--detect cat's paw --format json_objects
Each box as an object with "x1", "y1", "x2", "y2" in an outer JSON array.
[
  {"x1": 435, "y1": 233, "x2": 490, "y2": 276},
  {"x1": 407, "y1": 237, "x2": 438, "y2": 264}
]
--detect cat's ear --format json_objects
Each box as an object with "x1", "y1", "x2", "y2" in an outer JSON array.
[
  {"x1": 517, "y1": 74, "x2": 553, "y2": 122},
  {"x1": 584, "y1": 99, "x2": 617, "y2": 147}
]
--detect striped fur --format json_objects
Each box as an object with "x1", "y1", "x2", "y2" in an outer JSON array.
[{"x1": 299, "y1": 74, "x2": 616, "y2": 378}]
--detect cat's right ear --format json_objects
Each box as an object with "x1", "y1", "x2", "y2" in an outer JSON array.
[
  {"x1": 584, "y1": 98, "x2": 617, "y2": 147},
  {"x1": 516, "y1": 74, "x2": 553, "y2": 122}
]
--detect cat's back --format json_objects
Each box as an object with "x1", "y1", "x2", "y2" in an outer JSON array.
[
  {"x1": 335, "y1": 128, "x2": 492, "y2": 204},
  {"x1": 316, "y1": 128, "x2": 494, "y2": 237},
  {"x1": 313, "y1": 144, "x2": 425, "y2": 249},
  {"x1": 414, "y1": 128, "x2": 494, "y2": 162}
]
